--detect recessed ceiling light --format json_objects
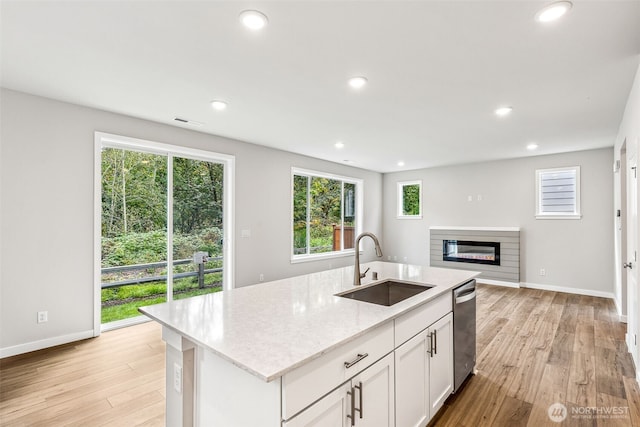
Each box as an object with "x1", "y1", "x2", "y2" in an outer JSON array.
[
  {"x1": 527, "y1": 143, "x2": 539, "y2": 150},
  {"x1": 535, "y1": 1, "x2": 572, "y2": 23},
  {"x1": 495, "y1": 106, "x2": 513, "y2": 117},
  {"x1": 239, "y1": 10, "x2": 268, "y2": 30},
  {"x1": 210, "y1": 100, "x2": 228, "y2": 111},
  {"x1": 335, "y1": 141, "x2": 345, "y2": 149},
  {"x1": 348, "y1": 76, "x2": 368, "y2": 89},
  {"x1": 397, "y1": 161, "x2": 405, "y2": 167}
]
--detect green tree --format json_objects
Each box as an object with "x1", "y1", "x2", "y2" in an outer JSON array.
[
  {"x1": 402, "y1": 184, "x2": 421, "y2": 215},
  {"x1": 173, "y1": 157, "x2": 223, "y2": 234},
  {"x1": 101, "y1": 149, "x2": 167, "y2": 237}
]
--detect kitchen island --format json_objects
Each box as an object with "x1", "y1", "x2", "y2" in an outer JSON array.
[{"x1": 140, "y1": 261, "x2": 479, "y2": 426}]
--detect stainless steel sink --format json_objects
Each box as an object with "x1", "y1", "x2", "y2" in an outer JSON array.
[{"x1": 337, "y1": 280, "x2": 432, "y2": 306}]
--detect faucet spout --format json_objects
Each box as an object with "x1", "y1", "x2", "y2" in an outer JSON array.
[{"x1": 353, "y1": 232, "x2": 383, "y2": 286}]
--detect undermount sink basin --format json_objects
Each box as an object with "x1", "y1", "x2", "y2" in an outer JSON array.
[{"x1": 337, "y1": 280, "x2": 433, "y2": 306}]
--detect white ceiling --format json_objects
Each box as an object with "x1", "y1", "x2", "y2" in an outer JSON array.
[{"x1": 2, "y1": 1, "x2": 639, "y2": 173}]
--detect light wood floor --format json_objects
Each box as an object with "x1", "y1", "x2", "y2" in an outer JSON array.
[
  {"x1": 0, "y1": 321, "x2": 165, "y2": 426},
  {"x1": 431, "y1": 284, "x2": 640, "y2": 427},
  {"x1": 1, "y1": 284, "x2": 639, "y2": 426}
]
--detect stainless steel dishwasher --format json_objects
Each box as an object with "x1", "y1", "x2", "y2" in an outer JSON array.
[{"x1": 453, "y1": 279, "x2": 476, "y2": 392}]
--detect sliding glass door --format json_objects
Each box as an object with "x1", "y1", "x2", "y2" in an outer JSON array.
[
  {"x1": 100, "y1": 148, "x2": 169, "y2": 324},
  {"x1": 171, "y1": 157, "x2": 224, "y2": 301},
  {"x1": 95, "y1": 133, "x2": 233, "y2": 331}
]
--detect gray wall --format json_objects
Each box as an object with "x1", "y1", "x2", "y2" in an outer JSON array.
[
  {"x1": 382, "y1": 148, "x2": 614, "y2": 295},
  {"x1": 0, "y1": 89, "x2": 383, "y2": 353}
]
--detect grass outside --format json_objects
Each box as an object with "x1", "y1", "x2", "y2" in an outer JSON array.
[{"x1": 101, "y1": 272, "x2": 222, "y2": 324}]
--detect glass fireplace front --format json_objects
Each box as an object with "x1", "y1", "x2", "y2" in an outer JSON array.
[{"x1": 443, "y1": 240, "x2": 500, "y2": 266}]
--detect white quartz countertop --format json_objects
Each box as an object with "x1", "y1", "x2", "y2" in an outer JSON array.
[{"x1": 139, "y1": 261, "x2": 479, "y2": 382}]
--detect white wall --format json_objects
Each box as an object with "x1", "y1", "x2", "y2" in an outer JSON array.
[
  {"x1": 382, "y1": 148, "x2": 614, "y2": 296},
  {"x1": 0, "y1": 89, "x2": 383, "y2": 355},
  {"x1": 614, "y1": 64, "x2": 640, "y2": 318}
]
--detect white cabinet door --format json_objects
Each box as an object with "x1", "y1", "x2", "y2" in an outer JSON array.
[
  {"x1": 395, "y1": 312, "x2": 454, "y2": 426},
  {"x1": 283, "y1": 383, "x2": 350, "y2": 427},
  {"x1": 394, "y1": 329, "x2": 430, "y2": 427},
  {"x1": 284, "y1": 353, "x2": 394, "y2": 427},
  {"x1": 351, "y1": 353, "x2": 395, "y2": 427},
  {"x1": 428, "y1": 312, "x2": 453, "y2": 415}
]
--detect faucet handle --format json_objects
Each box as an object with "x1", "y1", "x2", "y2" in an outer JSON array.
[{"x1": 360, "y1": 267, "x2": 370, "y2": 279}]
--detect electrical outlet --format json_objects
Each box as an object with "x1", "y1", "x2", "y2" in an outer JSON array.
[
  {"x1": 403, "y1": 257, "x2": 408, "y2": 262},
  {"x1": 467, "y1": 195, "x2": 473, "y2": 202},
  {"x1": 393, "y1": 256, "x2": 397, "y2": 261},
  {"x1": 259, "y1": 274, "x2": 264, "y2": 282},
  {"x1": 37, "y1": 311, "x2": 48, "y2": 323},
  {"x1": 387, "y1": 255, "x2": 391, "y2": 261},
  {"x1": 173, "y1": 363, "x2": 182, "y2": 393},
  {"x1": 539, "y1": 268, "x2": 546, "y2": 276}
]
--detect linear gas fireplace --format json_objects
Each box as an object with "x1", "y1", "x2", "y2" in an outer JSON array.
[{"x1": 443, "y1": 240, "x2": 500, "y2": 266}]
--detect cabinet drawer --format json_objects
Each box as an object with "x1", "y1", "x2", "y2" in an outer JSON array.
[
  {"x1": 281, "y1": 321, "x2": 394, "y2": 420},
  {"x1": 395, "y1": 292, "x2": 451, "y2": 346}
]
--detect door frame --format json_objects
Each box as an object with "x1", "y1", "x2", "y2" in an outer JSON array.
[
  {"x1": 621, "y1": 142, "x2": 628, "y2": 322},
  {"x1": 625, "y1": 139, "x2": 639, "y2": 372},
  {"x1": 93, "y1": 132, "x2": 235, "y2": 336}
]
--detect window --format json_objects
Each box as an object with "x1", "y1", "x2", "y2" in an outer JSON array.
[
  {"x1": 95, "y1": 132, "x2": 234, "y2": 332},
  {"x1": 292, "y1": 168, "x2": 363, "y2": 261},
  {"x1": 536, "y1": 166, "x2": 581, "y2": 219},
  {"x1": 397, "y1": 180, "x2": 422, "y2": 219}
]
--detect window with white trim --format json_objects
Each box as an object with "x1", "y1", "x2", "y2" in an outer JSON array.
[
  {"x1": 397, "y1": 180, "x2": 422, "y2": 219},
  {"x1": 291, "y1": 168, "x2": 363, "y2": 261},
  {"x1": 535, "y1": 166, "x2": 581, "y2": 219}
]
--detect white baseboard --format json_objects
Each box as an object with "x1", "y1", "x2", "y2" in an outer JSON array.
[
  {"x1": 0, "y1": 329, "x2": 95, "y2": 359},
  {"x1": 520, "y1": 282, "x2": 615, "y2": 300},
  {"x1": 612, "y1": 295, "x2": 628, "y2": 322},
  {"x1": 476, "y1": 279, "x2": 520, "y2": 288},
  {"x1": 479, "y1": 279, "x2": 617, "y2": 302}
]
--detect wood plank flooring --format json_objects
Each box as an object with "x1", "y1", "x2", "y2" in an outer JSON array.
[
  {"x1": 0, "y1": 321, "x2": 165, "y2": 426},
  {"x1": 1, "y1": 284, "x2": 638, "y2": 426},
  {"x1": 430, "y1": 284, "x2": 640, "y2": 427}
]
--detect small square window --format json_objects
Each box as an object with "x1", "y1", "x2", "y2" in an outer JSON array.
[
  {"x1": 397, "y1": 180, "x2": 422, "y2": 219},
  {"x1": 535, "y1": 166, "x2": 581, "y2": 219}
]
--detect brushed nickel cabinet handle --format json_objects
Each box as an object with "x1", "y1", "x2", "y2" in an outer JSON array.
[
  {"x1": 344, "y1": 353, "x2": 368, "y2": 369},
  {"x1": 354, "y1": 381, "x2": 363, "y2": 419},
  {"x1": 346, "y1": 387, "x2": 355, "y2": 426},
  {"x1": 427, "y1": 332, "x2": 434, "y2": 357},
  {"x1": 434, "y1": 329, "x2": 437, "y2": 355}
]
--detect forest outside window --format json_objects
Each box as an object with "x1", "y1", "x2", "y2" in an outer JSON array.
[
  {"x1": 397, "y1": 180, "x2": 422, "y2": 219},
  {"x1": 95, "y1": 132, "x2": 234, "y2": 331},
  {"x1": 292, "y1": 168, "x2": 363, "y2": 262}
]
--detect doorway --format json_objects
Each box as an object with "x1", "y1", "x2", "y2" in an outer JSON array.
[
  {"x1": 94, "y1": 133, "x2": 234, "y2": 333},
  {"x1": 625, "y1": 140, "x2": 639, "y2": 369}
]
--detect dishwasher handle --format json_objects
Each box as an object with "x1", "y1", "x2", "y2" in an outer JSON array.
[{"x1": 455, "y1": 290, "x2": 476, "y2": 304}]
